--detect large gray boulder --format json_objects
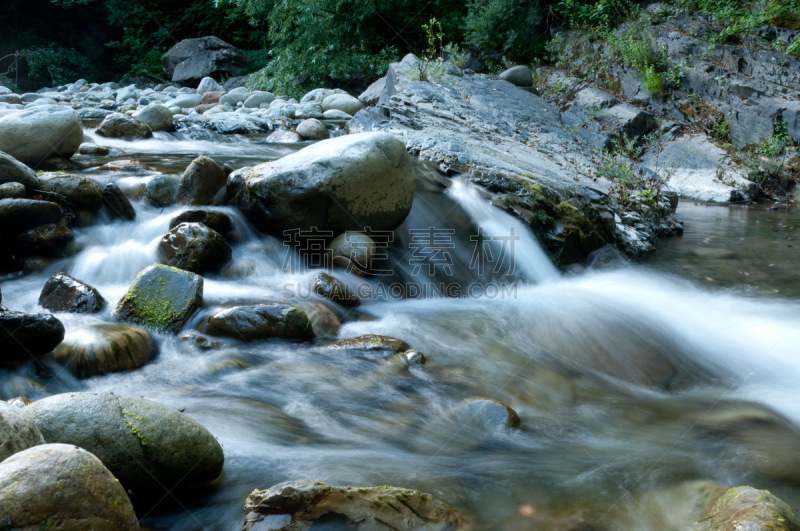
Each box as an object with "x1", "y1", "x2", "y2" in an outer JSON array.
[
  {"x1": 0, "y1": 400, "x2": 44, "y2": 461},
  {"x1": 0, "y1": 444, "x2": 140, "y2": 530},
  {"x1": 499, "y1": 65, "x2": 533, "y2": 87},
  {"x1": 132, "y1": 103, "x2": 174, "y2": 132},
  {"x1": 358, "y1": 77, "x2": 386, "y2": 105},
  {"x1": 25, "y1": 393, "x2": 224, "y2": 498},
  {"x1": 0, "y1": 150, "x2": 37, "y2": 189},
  {"x1": 321, "y1": 93, "x2": 363, "y2": 115},
  {"x1": 176, "y1": 155, "x2": 227, "y2": 205},
  {"x1": 95, "y1": 113, "x2": 153, "y2": 140},
  {"x1": 296, "y1": 118, "x2": 329, "y2": 140},
  {"x1": 196, "y1": 76, "x2": 224, "y2": 94},
  {"x1": 227, "y1": 132, "x2": 415, "y2": 235},
  {"x1": 114, "y1": 264, "x2": 203, "y2": 333},
  {"x1": 0, "y1": 105, "x2": 82, "y2": 166},
  {"x1": 162, "y1": 36, "x2": 250, "y2": 86}
]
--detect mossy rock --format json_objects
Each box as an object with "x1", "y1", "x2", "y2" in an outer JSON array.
[
  {"x1": 50, "y1": 324, "x2": 154, "y2": 378},
  {"x1": 324, "y1": 334, "x2": 410, "y2": 354},
  {"x1": 114, "y1": 264, "x2": 203, "y2": 334},
  {"x1": 205, "y1": 303, "x2": 313, "y2": 341},
  {"x1": 694, "y1": 486, "x2": 800, "y2": 531}
]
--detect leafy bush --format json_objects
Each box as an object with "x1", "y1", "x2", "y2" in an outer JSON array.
[
  {"x1": 20, "y1": 45, "x2": 95, "y2": 86},
  {"x1": 758, "y1": 116, "x2": 793, "y2": 157},
  {"x1": 557, "y1": 0, "x2": 635, "y2": 29},
  {"x1": 465, "y1": 0, "x2": 542, "y2": 58}
]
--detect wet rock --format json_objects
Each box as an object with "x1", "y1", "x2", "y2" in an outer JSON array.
[
  {"x1": 201, "y1": 90, "x2": 225, "y2": 104},
  {"x1": 12, "y1": 223, "x2": 74, "y2": 256},
  {"x1": 321, "y1": 93, "x2": 363, "y2": 115},
  {"x1": 0, "y1": 444, "x2": 140, "y2": 530},
  {"x1": 328, "y1": 231, "x2": 377, "y2": 274},
  {"x1": 98, "y1": 159, "x2": 154, "y2": 172},
  {"x1": 694, "y1": 486, "x2": 800, "y2": 531},
  {"x1": 132, "y1": 103, "x2": 174, "y2": 132},
  {"x1": 169, "y1": 208, "x2": 234, "y2": 240},
  {"x1": 266, "y1": 129, "x2": 302, "y2": 143},
  {"x1": 51, "y1": 324, "x2": 154, "y2": 378},
  {"x1": 499, "y1": 65, "x2": 533, "y2": 87},
  {"x1": 295, "y1": 118, "x2": 329, "y2": 140},
  {"x1": 145, "y1": 174, "x2": 179, "y2": 207},
  {"x1": 312, "y1": 272, "x2": 360, "y2": 307},
  {"x1": 0, "y1": 400, "x2": 44, "y2": 461},
  {"x1": 395, "y1": 349, "x2": 426, "y2": 366},
  {"x1": 157, "y1": 221, "x2": 232, "y2": 274},
  {"x1": 36, "y1": 173, "x2": 104, "y2": 210},
  {"x1": 454, "y1": 398, "x2": 521, "y2": 428},
  {"x1": 0, "y1": 150, "x2": 38, "y2": 189},
  {"x1": 114, "y1": 264, "x2": 203, "y2": 333},
  {"x1": 205, "y1": 303, "x2": 313, "y2": 340},
  {"x1": 95, "y1": 112, "x2": 153, "y2": 140},
  {"x1": 0, "y1": 311, "x2": 64, "y2": 363},
  {"x1": 102, "y1": 182, "x2": 137, "y2": 221},
  {"x1": 25, "y1": 393, "x2": 224, "y2": 498},
  {"x1": 176, "y1": 155, "x2": 227, "y2": 205},
  {"x1": 77, "y1": 107, "x2": 114, "y2": 126},
  {"x1": 0, "y1": 105, "x2": 83, "y2": 165},
  {"x1": 38, "y1": 273, "x2": 107, "y2": 313},
  {"x1": 298, "y1": 301, "x2": 341, "y2": 337},
  {"x1": 0, "y1": 182, "x2": 26, "y2": 199},
  {"x1": 0, "y1": 198, "x2": 61, "y2": 234},
  {"x1": 162, "y1": 36, "x2": 250, "y2": 86},
  {"x1": 242, "y1": 481, "x2": 471, "y2": 531},
  {"x1": 325, "y1": 334, "x2": 410, "y2": 353},
  {"x1": 196, "y1": 76, "x2": 224, "y2": 94},
  {"x1": 77, "y1": 143, "x2": 110, "y2": 156},
  {"x1": 228, "y1": 132, "x2": 415, "y2": 235}
]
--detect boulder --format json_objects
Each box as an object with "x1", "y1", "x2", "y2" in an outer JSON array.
[
  {"x1": 51, "y1": 324, "x2": 154, "y2": 378},
  {"x1": 36, "y1": 173, "x2": 104, "y2": 210},
  {"x1": 322, "y1": 109, "x2": 353, "y2": 120},
  {"x1": 0, "y1": 311, "x2": 64, "y2": 363},
  {"x1": 98, "y1": 159, "x2": 153, "y2": 172},
  {"x1": 169, "y1": 93, "x2": 203, "y2": 109},
  {"x1": 0, "y1": 400, "x2": 44, "y2": 461},
  {"x1": 205, "y1": 303, "x2": 312, "y2": 340},
  {"x1": 266, "y1": 129, "x2": 302, "y2": 143},
  {"x1": 176, "y1": 155, "x2": 227, "y2": 205},
  {"x1": 321, "y1": 93, "x2": 363, "y2": 115},
  {"x1": 157, "y1": 222, "x2": 232, "y2": 274},
  {"x1": 219, "y1": 92, "x2": 247, "y2": 106},
  {"x1": 324, "y1": 334, "x2": 409, "y2": 353},
  {"x1": 0, "y1": 182, "x2": 25, "y2": 199},
  {"x1": 296, "y1": 118, "x2": 329, "y2": 140},
  {"x1": 162, "y1": 36, "x2": 250, "y2": 86},
  {"x1": 201, "y1": 90, "x2": 225, "y2": 104},
  {"x1": 499, "y1": 65, "x2": 533, "y2": 87},
  {"x1": 169, "y1": 209, "x2": 234, "y2": 240},
  {"x1": 0, "y1": 150, "x2": 38, "y2": 189},
  {"x1": 0, "y1": 198, "x2": 61, "y2": 233},
  {"x1": 12, "y1": 223, "x2": 74, "y2": 256},
  {"x1": 132, "y1": 103, "x2": 174, "y2": 132},
  {"x1": 227, "y1": 132, "x2": 415, "y2": 235},
  {"x1": 312, "y1": 272, "x2": 360, "y2": 307},
  {"x1": 102, "y1": 182, "x2": 137, "y2": 221},
  {"x1": 25, "y1": 393, "x2": 224, "y2": 497},
  {"x1": 358, "y1": 77, "x2": 386, "y2": 105},
  {"x1": 196, "y1": 76, "x2": 224, "y2": 94},
  {"x1": 38, "y1": 273, "x2": 107, "y2": 313},
  {"x1": 0, "y1": 105, "x2": 83, "y2": 166},
  {"x1": 95, "y1": 113, "x2": 153, "y2": 140},
  {"x1": 0, "y1": 444, "x2": 140, "y2": 530},
  {"x1": 115, "y1": 264, "x2": 203, "y2": 333},
  {"x1": 242, "y1": 481, "x2": 471, "y2": 531},
  {"x1": 301, "y1": 88, "x2": 347, "y2": 103},
  {"x1": 328, "y1": 232, "x2": 377, "y2": 273},
  {"x1": 145, "y1": 174, "x2": 179, "y2": 207},
  {"x1": 243, "y1": 92, "x2": 275, "y2": 108},
  {"x1": 77, "y1": 143, "x2": 110, "y2": 156},
  {"x1": 694, "y1": 486, "x2": 800, "y2": 531}
]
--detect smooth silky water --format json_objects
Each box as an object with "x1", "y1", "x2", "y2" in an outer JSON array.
[{"x1": 2, "y1": 131, "x2": 800, "y2": 530}]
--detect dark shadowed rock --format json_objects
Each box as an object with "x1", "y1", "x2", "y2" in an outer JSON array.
[
  {"x1": 51, "y1": 324, "x2": 154, "y2": 378},
  {"x1": 0, "y1": 150, "x2": 38, "y2": 189},
  {"x1": 162, "y1": 36, "x2": 250, "y2": 86},
  {"x1": 157, "y1": 222, "x2": 232, "y2": 273},
  {"x1": 176, "y1": 155, "x2": 227, "y2": 205},
  {"x1": 169, "y1": 209, "x2": 234, "y2": 240},
  {"x1": 36, "y1": 173, "x2": 104, "y2": 210},
  {"x1": 0, "y1": 444, "x2": 140, "y2": 530},
  {"x1": 312, "y1": 272, "x2": 360, "y2": 307},
  {"x1": 0, "y1": 311, "x2": 64, "y2": 363},
  {"x1": 38, "y1": 273, "x2": 107, "y2": 313},
  {"x1": 102, "y1": 182, "x2": 136, "y2": 221},
  {"x1": 205, "y1": 303, "x2": 312, "y2": 341},
  {"x1": 11, "y1": 223, "x2": 74, "y2": 256},
  {"x1": 0, "y1": 198, "x2": 61, "y2": 234},
  {"x1": 114, "y1": 264, "x2": 203, "y2": 333},
  {"x1": 0, "y1": 182, "x2": 26, "y2": 199},
  {"x1": 328, "y1": 232, "x2": 377, "y2": 273},
  {"x1": 95, "y1": 113, "x2": 153, "y2": 140}
]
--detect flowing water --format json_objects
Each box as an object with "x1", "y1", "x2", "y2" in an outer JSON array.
[{"x1": 2, "y1": 132, "x2": 800, "y2": 530}]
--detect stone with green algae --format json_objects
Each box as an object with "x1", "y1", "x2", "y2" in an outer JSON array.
[{"x1": 693, "y1": 486, "x2": 800, "y2": 531}]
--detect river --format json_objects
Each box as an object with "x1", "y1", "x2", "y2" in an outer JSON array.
[{"x1": 2, "y1": 131, "x2": 800, "y2": 530}]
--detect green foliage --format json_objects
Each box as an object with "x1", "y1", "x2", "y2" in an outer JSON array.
[
  {"x1": 20, "y1": 45, "x2": 95, "y2": 86},
  {"x1": 672, "y1": 0, "x2": 800, "y2": 43},
  {"x1": 557, "y1": 0, "x2": 635, "y2": 29},
  {"x1": 709, "y1": 112, "x2": 731, "y2": 143},
  {"x1": 758, "y1": 116, "x2": 793, "y2": 157},
  {"x1": 606, "y1": 20, "x2": 683, "y2": 94},
  {"x1": 465, "y1": 0, "x2": 542, "y2": 57},
  {"x1": 443, "y1": 43, "x2": 470, "y2": 75}
]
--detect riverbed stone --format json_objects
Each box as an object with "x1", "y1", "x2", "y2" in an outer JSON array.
[
  {"x1": 98, "y1": 159, "x2": 153, "y2": 172},
  {"x1": 266, "y1": 129, "x2": 302, "y2": 143},
  {"x1": 36, "y1": 173, "x2": 104, "y2": 210},
  {"x1": 196, "y1": 76, "x2": 224, "y2": 94},
  {"x1": 176, "y1": 155, "x2": 227, "y2": 205},
  {"x1": 51, "y1": 324, "x2": 154, "y2": 378},
  {"x1": 0, "y1": 105, "x2": 83, "y2": 166},
  {"x1": 77, "y1": 143, "x2": 110, "y2": 156},
  {"x1": 102, "y1": 182, "x2": 136, "y2": 221},
  {"x1": 322, "y1": 109, "x2": 353, "y2": 120},
  {"x1": 694, "y1": 486, "x2": 800, "y2": 531},
  {"x1": 145, "y1": 174, "x2": 179, "y2": 207},
  {"x1": 12, "y1": 223, "x2": 74, "y2": 256},
  {"x1": 162, "y1": 36, "x2": 250, "y2": 86},
  {"x1": 0, "y1": 198, "x2": 61, "y2": 233},
  {"x1": 205, "y1": 303, "x2": 313, "y2": 340},
  {"x1": 0, "y1": 400, "x2": 44, "y2": 461},
  {"x1": 201, "y1": 90, "x2": 225, "y2": 104},
  {"x1": 0, "y1": 444, "x2": 140, "y2": 530},
  {"x1": 170, "y1": 93, "x2": 203, "y2": 108},
  {"x1": 157, "y1": 221, "x2": 232, "y2": 274},
  {"x1": 296, "y1": 118, "x2": 329, "y2": 140},
  {"x1": 359, "y1": 78, "x2": 386, "y2": 105},
  {"x1": 321, "y1": 93, "x2": 363, "y2": 116},
  {"x1": 169, "y1": 208, "x2": 234, "y2": 240},
  {"x1": 0, "y1": 150, "x2": 38, "y2": 189},
  {"x1": 38, "y1": 273, "x2": 106, "y2": 313},
  {"x1": 0, "y1": 182, "x2": 25, "y2": 199},
  {"x1": 454, "y1": 398, "x2": 521, "y2": 428},
  {"x1": 114, "y1": 264, "x2": 203, "y2": 333},
  {"x1": 499, "y1": 65, "x2": 533, "y2": 87},
  {"x1": 328, "y1": 231, "x2": 377, "y2": 273},
  {"x1": 244, "y1": 91, "x2": 275, "y2": 108},
  {"x1": 324, "y1": 334, "x2": 409, "y2": 353},
  {"x1": 25, "y1": 393, "x2": 224, "y2": 498},
  {"x1": 132, "y1": 103, "x2": 174, "y2": 132},
  {"x1": 0, "y1": 311, "x2": 65, "y2": 363},
  {"x1": 312, "y1": 272, "x2": 360, "y2": 307},
  {"x1": 242, "y1": 481, "x2": 471, "y2": 531},
  {"x1": 95, "y1": 113, "x2": 153, "y2": 140},
  {"x1": 227, "y1": 132, "x2": 415, "y2": 235}
]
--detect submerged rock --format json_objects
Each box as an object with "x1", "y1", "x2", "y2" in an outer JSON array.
[
  {"x1": 51, "y1": 324, "x2": 154, "y2": 377},
  {"x1": 325, "y1": 334, "x2": 410, "y2": 353},
  {"x1": 206, "y1": 303, "x2": 313, "y2": 341},
  {"x1": 102, "y1": 182, "x2": 137, "y2": 221},
  {"x1": 95, "y1": 113, "x2": 153, "y2": 140},
  {"x1": 169, "y1": 209, "x2": 234, "y2": 240},
  {"x1": 36, "y1": 173, "x2": 104, "y2": 210},
  {"x1": 0, "y1": 400, "x2": 44, "y2": 461},
  {"x1": 77, "y1": 143, "x2": 111, "y2": 156},
  {"x1": 312, "y1": 272, "x2": 360, "y2": 307},
  {"x1": 242, "y1": 481, "x2": 472, "y2": 530},
  {"x1": 157, "y1": 221, "x2": 232, "y2": 274},
  {"x1": 0, "y1": 105, "x2": 83, "y2": 165},
  {"x1": 25, "y1": 393, "x2": 224, "y2": 498},
  {"x1": 0, "y1": 311, "x2": 64, "y2": 363},
  {"x1": 227, "y1": 132, "x2": 415, "y2": 235},
  {"x1": 98, "y1": 159, "x2": 154, "y2": 172},
  {"x1": 693, "y1": 486, "x2": 800, "y2": 531},
  {"x1": 38, "y1": 272, "x2": 107, "y2": 313},
  {"x1": 454, "y1": 398, "x2": 521, "y2": 428},
  {"x1": 114, "y1": 264, "x2": 203, "y2": 333},
  {"x1": 0, "y1": 444, "x2": 140, "y2": 530},
  {"x1": 176, "y1": 155, "x2": 227, "y2": 205},
  {"x1": 145, "y1": 174, "x2": 179, "y2": 207}
]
